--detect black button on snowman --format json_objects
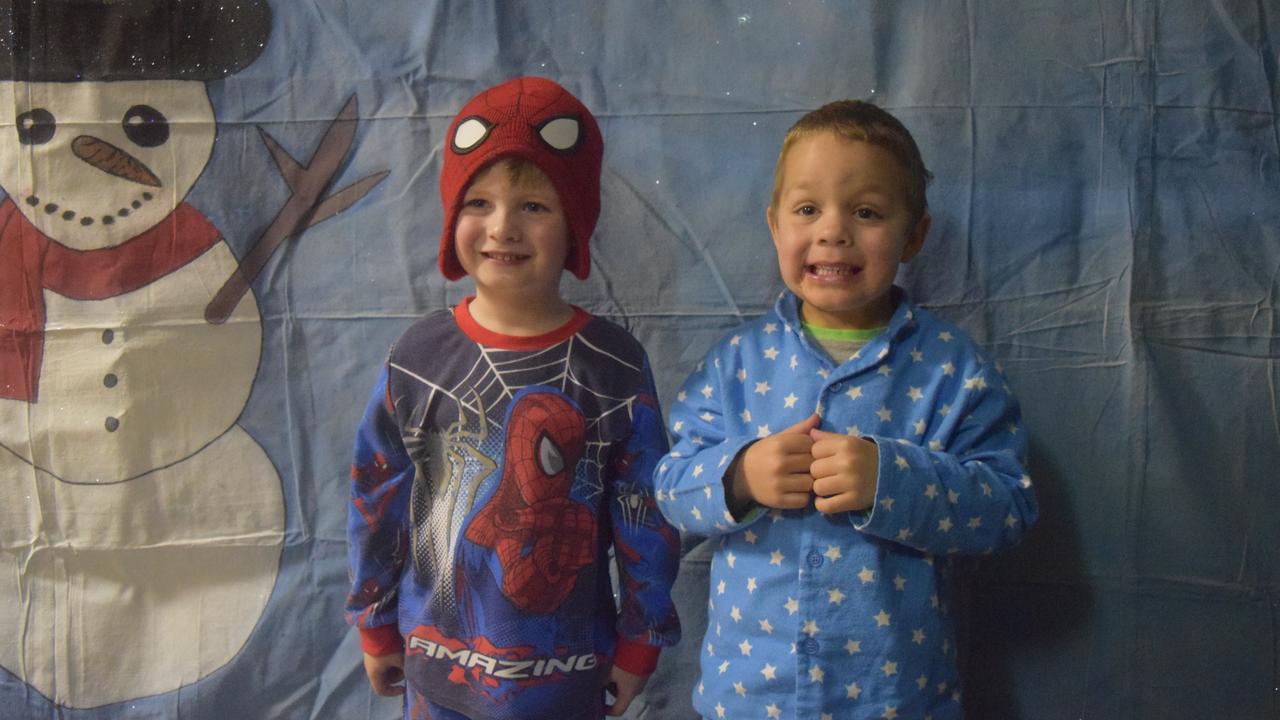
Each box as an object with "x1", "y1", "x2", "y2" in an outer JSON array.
[{"x1": 0, "y1": 1, "x2": 384, "y2": 708}]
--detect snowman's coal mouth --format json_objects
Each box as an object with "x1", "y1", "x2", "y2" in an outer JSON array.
[{"x1": 25, "y1": 192, "x2": 157, "y2": 228}]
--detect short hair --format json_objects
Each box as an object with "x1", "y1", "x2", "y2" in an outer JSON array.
[
  {"x1": 770, "y1": 100, "x2": 932, "y2": 223},
  {"x1": 475, "y1": 156, "x2": 549, "y2": 188}
]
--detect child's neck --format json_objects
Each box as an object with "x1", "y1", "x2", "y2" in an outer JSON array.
[{"x1": 466, "y1": 292, "x2": 575, "y2": 337}]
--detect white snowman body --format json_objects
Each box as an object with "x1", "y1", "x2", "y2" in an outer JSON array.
[{"x1": 0, "y1": 80, "x2": 283, "y2": 708}]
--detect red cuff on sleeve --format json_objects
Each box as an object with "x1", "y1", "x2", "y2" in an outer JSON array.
[
  {"x1": 359, "y1": 625, "x2": 404, "y2": 656},
  {"x1": 612, "y1": 637, "x2": 661, "y2": 675}
]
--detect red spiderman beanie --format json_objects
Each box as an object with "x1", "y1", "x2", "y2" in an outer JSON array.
[{"x1": 438, "y1": 76, "x2": 603, "y2": 281}]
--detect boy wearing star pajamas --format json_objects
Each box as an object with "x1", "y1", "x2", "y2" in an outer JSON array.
[{"x1": 654, "y1": 101, "x2": 1038, "y2": 719}]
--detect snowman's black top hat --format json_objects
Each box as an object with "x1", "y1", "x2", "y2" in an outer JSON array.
[{"x1": 0, "y1": 0, "x2": 271, "y2": 81}]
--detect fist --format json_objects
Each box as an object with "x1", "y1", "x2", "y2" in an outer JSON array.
[{"x1": 808, "y1": 428, "x2": 879, "y2": 514}]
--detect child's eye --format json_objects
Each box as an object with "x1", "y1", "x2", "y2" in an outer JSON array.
[
  {"x1": 796, "y1": 204, "x2": 818, "y2": 216},
  {"x1": 464, "y1": 198, "x2": 488, "y2": 208},
  {"x1": 523, "y1": 201, "x2": 549, "y2": 212},
  {"x1": 854, "y1": 207, "x2": 880, "y2": 220}
]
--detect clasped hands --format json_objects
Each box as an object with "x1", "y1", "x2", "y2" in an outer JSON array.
[{"x1": 729, "y1": 414, "x2": 879, "y2": 515}]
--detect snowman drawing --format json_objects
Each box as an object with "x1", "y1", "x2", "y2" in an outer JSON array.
[{"x1": 0, "y1": 1, "x2": 385, "y2": 708}]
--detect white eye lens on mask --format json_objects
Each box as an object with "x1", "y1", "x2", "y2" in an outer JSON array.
[
  {"x1": 452, "y1": 117, "x2": 491, "y2": 153},
  {"x1": 538, "y1": 116, "x2": 580, "y2": 151}
]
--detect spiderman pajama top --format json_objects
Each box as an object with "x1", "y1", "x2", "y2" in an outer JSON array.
[
  {"x1": 654, "y1": 289, "x2": 1038, "y2": 720},
  {"x1": 346, "y1": 299, "x2": 680, "y2": 720}
]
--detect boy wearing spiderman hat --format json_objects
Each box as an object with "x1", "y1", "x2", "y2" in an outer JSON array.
[{"x1": 345, "y1": 77, "x2": 680, "y2": 720}]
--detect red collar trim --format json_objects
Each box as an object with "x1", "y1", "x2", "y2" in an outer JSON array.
[{"x1": 453, "y1": 297, "x2": 592, "y2": 350}]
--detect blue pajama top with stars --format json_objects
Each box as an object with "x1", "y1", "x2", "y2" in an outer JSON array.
[{"x1": 654, "y1": 289, "x2": 1038, "y2": 720}]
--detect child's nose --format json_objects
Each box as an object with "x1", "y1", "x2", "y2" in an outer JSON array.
[
  {"x1": 487, "y1": 208, "x2": 519, "y2": 242},
  {"x1": 816, "y1": 216, "x2": 852, "y2": 245}
]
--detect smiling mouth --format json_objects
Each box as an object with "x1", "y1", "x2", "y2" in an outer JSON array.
[
  {"x1": 482, "y1": 251, "x2": 530, "y2": 263},
  {"x1": 806, "y1": 262, "x2": 860, "y2": 277}
]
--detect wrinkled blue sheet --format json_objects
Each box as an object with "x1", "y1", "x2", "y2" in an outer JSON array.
[{"x1": 1, "y1": 1, "x2": 1276, "y2": 718}]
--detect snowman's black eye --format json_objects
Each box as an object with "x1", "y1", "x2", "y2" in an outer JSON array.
[
  {"x1": 122, "y1": 105, "x2": 169, "y2": 148},
  {"x1": 16, "y1": 108, "x2": 55, "y2": 145}
]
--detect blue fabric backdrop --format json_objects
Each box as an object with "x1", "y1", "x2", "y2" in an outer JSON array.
[{"x1": 0, "y1": 1, "x2": 1276, "y2": 718}]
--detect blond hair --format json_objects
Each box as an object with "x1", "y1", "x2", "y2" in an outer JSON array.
[{"x1": 770, "y1": 100, "x2": 932, "y2": 223}]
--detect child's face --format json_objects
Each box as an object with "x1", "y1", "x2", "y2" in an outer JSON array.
[
  {"x1": 454, "y1": 162, "x2": 570, "y2": 305},
  {"x1": 768, "y1": 132, "x2": 929, "y2": 329}
]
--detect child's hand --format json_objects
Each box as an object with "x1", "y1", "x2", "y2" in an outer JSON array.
[
  {"x1": 808, "y1": 428, "x2": 879, "y2": 514},
  {"x1": 363, "y1": 650, "x2": 405, "y2": 697},
  {"x1": 604, "y1": 664, "x2": 649, "y2": 716},
  {"x1": 730, "y1": 414, "x2": 820, "y2": 510}
]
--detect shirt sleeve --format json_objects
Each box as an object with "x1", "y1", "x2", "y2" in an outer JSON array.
[
  {"x1": 345, "y1": 364, "x2": 414, "y2": 656},
  {"x1": 856, "y1": 351, "x2": 1038, "y2": 556},
  {"x1": 608, "y1": 356, "x2": 682, "y2": 674},
  {"x1": 653, "y1": 345, "x2": 761, "y2": 538}
]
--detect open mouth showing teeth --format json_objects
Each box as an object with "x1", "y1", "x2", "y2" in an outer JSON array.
[
  {"x1": 806, "y1": 263, "x2": 859, "y2": 277},
  {"x1": 483, "y1": 251, "x2": 529, "y2": 262}
]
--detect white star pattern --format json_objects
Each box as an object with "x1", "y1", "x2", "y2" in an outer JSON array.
[
  {"x1": 702, "y1": 384, "x2": 714, "y2": 398},
  {"x1": 654, "y1": 299, "x2": 1032, "y2": 714}
]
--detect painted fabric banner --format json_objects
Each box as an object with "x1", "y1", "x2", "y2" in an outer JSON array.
[{"x1": 0, "y1": 1, "x2": 1275, "y2": 719}]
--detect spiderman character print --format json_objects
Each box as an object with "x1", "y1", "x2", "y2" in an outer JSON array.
[{"x1": 346, "y1": 300, "x2": 680, "y2": 720}]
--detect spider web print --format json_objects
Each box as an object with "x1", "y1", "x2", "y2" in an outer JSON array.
[{"x1": 390, "y1": 331, "x2": 650, "y2": 616}]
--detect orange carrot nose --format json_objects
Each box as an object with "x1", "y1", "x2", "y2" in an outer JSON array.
[{"x1": 71, "y1": 135, "x2": 162, "y2": 187}]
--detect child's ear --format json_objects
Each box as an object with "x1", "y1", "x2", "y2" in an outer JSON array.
[
  {"x1": 900, "y1": 212, "x2": 931, "y2": 262},
  {"x1": 766, "y1": 205, "x2": 780, "y2": 246}
]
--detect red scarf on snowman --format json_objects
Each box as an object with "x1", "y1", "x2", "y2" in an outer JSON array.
[{"x1": 0, "y1": 199, "x2": 221, "y2": 401}]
